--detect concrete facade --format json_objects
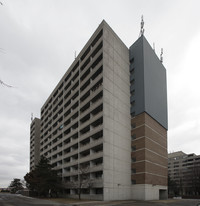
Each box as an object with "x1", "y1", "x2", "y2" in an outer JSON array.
[
  {"x1": 30, "y1": 20, "x2": 168, "y2": 200},
  {"x1": 103, "y1": 23, "x2": 131, "y2": 200}
]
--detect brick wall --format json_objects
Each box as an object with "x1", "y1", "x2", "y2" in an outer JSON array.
[{"x1": 131, "y1": 112, "x2": 167, "y2": 186}]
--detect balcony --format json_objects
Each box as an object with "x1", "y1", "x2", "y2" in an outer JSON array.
[
  {"x1": 64, "y1": 85, "x2": 79, "y2": 103},
  {"x1": 79, "y1": 151, "x2": 103, "y2": 164},
  {"x1": 51, "y1": 155, "x2": 63, "y2": 164},
  {"x1": 80, "y1": 74, "x2": 102, "y2": 101},
  {"x1": 91, "y1": 178, "x2": 103, "y2": 188},
  {"x1": 79, "y1": 112, "x2": 103, "y2": 131},
  {"x1": 63, "y1": 137, "x2": 79, "y2": 151},
  {"x1": 80, "y1": 98, "x2": 103, "y2": 120},
  {"x1": 64, "y1": 74, "x2": 79, "y2": 95},
  {"x1": 80, "y1": 41, "x2": 103, "y2": 76},
  {"x1": 79, "y1": 124, "x2": 103, "y2": 143},
  {"x1": 80, "y1": 85, "x2": 103, "y2": 108},
  {"x1": 63, "y1": 171, "x2": 77, "y2": 177},
  {"x1": 80, "y1": 61, "x2": 103, "y2": 89},
  {"x1": 90, "y1": 164, "x2": 103, "y2": 173},
  {"x1": 80, "y1": 36, "x2": 102, "y2": 72},
  {"x1": 81, "y1": 137, "x2": 103, "y2": 152},
  {"x1": 63, "y1": 148, "x2": 78, "y2": 159},
  {"x1": 62, "y1": 159, "x2": 78, "y2": 168}
]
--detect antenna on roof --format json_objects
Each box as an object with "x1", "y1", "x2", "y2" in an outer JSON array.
[
  {"x1": 31, "y1": 113, "x2": 33, "y2": 122},
  {"x1": 160, "y1": 48, "x2": 163, "y2": 63},
  {"x1": 139, "y1": 15, "x2": 145, "y2": 37},
  {"x1": 74, "y1": 51, "x2": 77, "y2": 59}
]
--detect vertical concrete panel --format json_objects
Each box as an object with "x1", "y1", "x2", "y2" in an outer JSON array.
[{"x1": 103, "y1": 23, "x2": 131, "y2": 200}]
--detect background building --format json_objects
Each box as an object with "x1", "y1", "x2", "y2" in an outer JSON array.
[
  {"x1": 168, "y1": 151, "x2": 200, "y2": 197},
  {"x1": 30, "y1": 20, "x2": 168, "y2": 200},
  {"x1": 30, "y1": 118, "x2": 41, "y2": 171}
]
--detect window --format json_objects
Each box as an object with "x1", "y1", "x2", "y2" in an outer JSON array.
[
  {"x1": 130, "y1": 66, "x2": 134, "y2": 72},
  {"x1": 131, "y1": 112, "x2": 135, "y2": 118},
  {"x1": 59, "y1": 125, "x2": 63, "y2": 130},
  {"x1": 131, "y1": 79, "x2": 135, "y2": 85},
  {"x1": 130, "y1": 68, "x2": 135, "y2": 76},
  {"x1": 132, "y1": 169, "x2": 136, "y2": 174},
  {"x1": 131, "y1": 180, "x2": 136, "y2": 184},
  {"x1": 95, "y1": 188, "x2": 103, "y2": 194},
  {"x1": 131, "y1": 134, "x2": 136, "y2": 140},
  {"x1": 131, "y1": 123, "x2": 136, "y2": 129},
  {"x1": 130, "y1": 57, "x2": 134, "y2": 64},
  {"x1": 132, "y1": 157, "x2": 136, "y2": 163},
  {"x1": 132, "y1": 146, "x2": 136, "y2": 152},
  {"x1": 131, "y1": 90, "x2": 135, "y2": 96}
]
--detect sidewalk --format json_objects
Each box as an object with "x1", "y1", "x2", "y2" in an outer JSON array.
[
  {"x1": 46, "y1": 198, "x2": 135, "y2": 206},
  {"x1": 43, "y1": 198, "x2": 200, "y2": 206},
  {"x1": 44, "y1": 198, "x2": 102, "y2": 205}
]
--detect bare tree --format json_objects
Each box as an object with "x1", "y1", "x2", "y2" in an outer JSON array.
[
  {"x1": 168, "y1": 175, "x2": 178, "y2": 197},
  {"x1": 64, "y1": 165, "x2": 93, "y2": 200},
  {"x1": 191, "y1": 163, "x2": 200, "y2": 196}
]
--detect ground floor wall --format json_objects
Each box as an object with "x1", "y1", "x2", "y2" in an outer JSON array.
[
  {"x1": 63, "y1": 184, "x2": 168, "y2": 201},
  {"x1": 103, "y1": 186, "x2": 131, "y2": 201},
  {"x1": 65, "y1": 194, "x2": 103, "y2": 200},
  {"x1": 131, "y1": 184, "x2": 168, "y2": 200}
]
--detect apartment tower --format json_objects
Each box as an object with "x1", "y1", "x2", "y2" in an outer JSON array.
[
  {"x1": 30, "y1": 20, "x2": 168, "y2": 200},
  {"x1": 30, "y1": 117, "x2": 41, "y2": 171},
  {"x1": 168, "y1": 151, "x2": 200, "y2": 196}
]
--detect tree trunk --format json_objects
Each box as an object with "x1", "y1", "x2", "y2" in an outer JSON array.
[{"x1": 78, "y1": 189, "x2": 81, "y2": 200}]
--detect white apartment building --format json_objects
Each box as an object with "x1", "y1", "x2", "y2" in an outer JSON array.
[{"x1": 30, "y1": 20, "x2": 168, "y2": 200}]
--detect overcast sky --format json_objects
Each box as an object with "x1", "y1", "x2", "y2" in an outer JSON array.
[{"x1": 0, "y1": 0, "x2": 200, "y2": 188}]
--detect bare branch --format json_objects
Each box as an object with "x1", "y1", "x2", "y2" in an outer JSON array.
[
  {"x1": 62, "y1": 164, "x2": 93, "y2": 200},
  {"x1": 0, "y1": 48, "x2": 6, "y2": 54},
  {"x1": 0, "y1": 79, "x2": 14, "y2": 88}
]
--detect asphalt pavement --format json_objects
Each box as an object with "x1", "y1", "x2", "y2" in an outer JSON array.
[
  {"x1": 0, "y1": 193, "x2": 200, "y2": 206},
  {"x1": 71, "y1": 199, "x2": 200, "y2": 206},
  {"x1": 0, "y1": 193, "x2": 66, "y2": 206}
]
